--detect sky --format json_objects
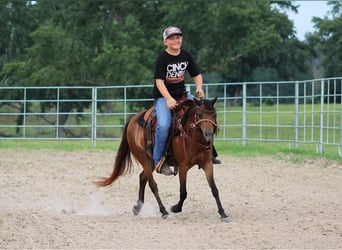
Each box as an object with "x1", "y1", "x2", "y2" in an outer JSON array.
[{"x1": 286, "y1": 1, "x2": 331, "y2": 40}]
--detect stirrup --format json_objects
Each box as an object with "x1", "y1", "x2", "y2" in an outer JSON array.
[
  {"x1": 156, "y1": 157, "x2": 174, "y2": 176},
  {"x1": 155, "y1": 156, "x2": 166, "y2": 173}
]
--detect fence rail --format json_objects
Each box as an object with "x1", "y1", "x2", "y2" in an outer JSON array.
[{"x1": 1, "y1": 77, "x2": 342, "y2": 156}]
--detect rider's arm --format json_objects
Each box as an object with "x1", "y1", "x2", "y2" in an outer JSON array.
[
  {"x1": 155, "y1": 79, "x2": 177, "y2": 109},
  {"x1": 193, "y1": 74, "x2": 205, "y2": 98}
]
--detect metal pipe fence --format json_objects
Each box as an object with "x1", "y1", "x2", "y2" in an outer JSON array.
[{"x1": 0, "y1": 77, "x2": 341, "y2": 155}]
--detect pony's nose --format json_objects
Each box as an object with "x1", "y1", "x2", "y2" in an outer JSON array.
[{"x1": 203, "y1": 130, "x2": 214, "y2": 142}]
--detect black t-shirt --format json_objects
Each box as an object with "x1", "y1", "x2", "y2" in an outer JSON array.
[{"x1": 153, "y1": 49, "x2": 201, "y2": 100}]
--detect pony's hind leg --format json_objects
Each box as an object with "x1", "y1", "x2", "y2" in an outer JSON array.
[
  {"x1": 144, "y1": 160, "x2": 169, "y2": 218},
  {"x1": 133, "y1": 160, "x2": 169, "y2": 219},
  {"x1": 148, "y1": 177, "x2": 169, "y2": 219},
  {"x1": 126, "y1": 114, "x2": 168, "y2": 219},
  {"x1": 132, "y1": 171, "x2": 148, "y2": 215}
]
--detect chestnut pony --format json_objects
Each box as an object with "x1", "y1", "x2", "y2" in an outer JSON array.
[{"x1": 94, "y1": 97, "x2": 229, "y2": 222}]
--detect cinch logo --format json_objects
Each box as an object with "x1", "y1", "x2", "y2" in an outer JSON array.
[{"x1": 166, "y1": 61, "x2": 188, "y2": 79}]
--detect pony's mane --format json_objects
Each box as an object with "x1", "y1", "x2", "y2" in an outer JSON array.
[{"x1": 201, "y1": 98, "x2": 216, "y2": 112}]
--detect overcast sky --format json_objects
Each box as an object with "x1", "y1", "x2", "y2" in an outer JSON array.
[{"x1": 286, "y1": 1, "x2": 331, "y2": 40}]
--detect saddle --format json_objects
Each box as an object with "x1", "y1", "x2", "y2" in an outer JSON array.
[{"x1": 137, "y1": 94, "x2": 194, "y2": 167}]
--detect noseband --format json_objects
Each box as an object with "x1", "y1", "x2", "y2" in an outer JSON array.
[{"x1": 189, "y1": 106, "x2": 219, "y2": 133}]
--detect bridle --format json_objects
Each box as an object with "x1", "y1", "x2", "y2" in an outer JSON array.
[
  {"x1": 172, "y1": 99, "x2": 219, "y2": 161},
  {"x1": 173, "y1": 104, "x2": 217, "y2": 155},
  {"x1": 188, "y1": 106, "x2": 219, "y2": 134}
]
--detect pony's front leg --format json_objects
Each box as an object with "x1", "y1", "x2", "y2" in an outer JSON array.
[
  {"x1": 132, "y1": 171, "x2": 147, "y2": 215},
  {"x1": 204, "y1": 166, "x2": 230, "y2": 222},
  {"x1": 171, "y1": 168, "x2": 188, "y2": 213}
]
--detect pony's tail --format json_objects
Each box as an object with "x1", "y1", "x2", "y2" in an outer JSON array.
[{"x1": 94, "y1": 119, "x2": 133, "y2": 187}]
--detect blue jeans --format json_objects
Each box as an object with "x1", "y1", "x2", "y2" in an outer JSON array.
[{"x1": 153, "y1": 93, "x2": 194, "y2": 164}]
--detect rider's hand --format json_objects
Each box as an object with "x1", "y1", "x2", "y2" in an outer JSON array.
[
  {"x1": 196, "y1": 89, "x2": 205, "y2": 98},
  {"x1": 166, "y1": 97, "x2": 177, "y2": 109}
]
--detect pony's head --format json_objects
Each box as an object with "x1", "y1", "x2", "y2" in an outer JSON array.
[{"x1": 192, "y1": 97, "x2": 218, "y2": 142}]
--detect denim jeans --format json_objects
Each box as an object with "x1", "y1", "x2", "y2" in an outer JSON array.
[
  {"x1": 153, "y1": 98, "x2": 171, "y2": 164},
  {"x1": 153, "y1": 93, "x2": 194, "y2": 164}
]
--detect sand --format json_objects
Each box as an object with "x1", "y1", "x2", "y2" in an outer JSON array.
[{"x1": 1, "y1": 149, "x2": 342, "y2": 249}]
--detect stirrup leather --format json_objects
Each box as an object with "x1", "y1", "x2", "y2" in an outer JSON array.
[{"x1": 155, "y1": 156, "x2": 166, "y2": 173}]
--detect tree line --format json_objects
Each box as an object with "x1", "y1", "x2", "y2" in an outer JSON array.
[
  {"x1": 0, "y1": 0, "x2": 341, "y2": 136},
  {"x1": 1, "y1": 0, "x2": 341, "y2": 85}
]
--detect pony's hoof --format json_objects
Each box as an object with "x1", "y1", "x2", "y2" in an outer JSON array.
[
  {"x1": 132, "y1": 201, "x2": 143, "y2": 215},
  {"x1": 171, "y1": 205, "x2": 182, "y2": 213},
  {"x1": 221, "y1": 216, "x2": 230, "y2": 223},
  {"x1": 132, "y1": 206, "x2": 140, "y2": 215},
  {"x1": 162, "y1": 213, "x2": 169, "y2": 219},
  {"x1": 173, "y1": 166, "x2": 179, "y2": 176}
]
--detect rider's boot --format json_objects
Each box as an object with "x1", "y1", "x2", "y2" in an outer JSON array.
[{"x1": 155, "y1": 157, "x2": 174, "y2": 176}]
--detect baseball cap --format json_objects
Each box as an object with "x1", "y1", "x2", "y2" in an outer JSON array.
[{"x1": 163, "y1": 26, "x2": 182, "y2": 40}]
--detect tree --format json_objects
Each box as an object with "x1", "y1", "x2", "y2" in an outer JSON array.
[
  {"x1": 0, "y1": 1, "x2": 39, "y2": 62},
  {"x1": 311, "y1": 0, "x2": 342, "y2": 102},
  {"x1": 313, "y1": 0, "x2": 342, "y2": 77}
]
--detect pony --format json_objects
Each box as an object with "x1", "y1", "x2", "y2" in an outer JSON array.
[{"x1": 94, "y1": 97, "x2": 229, "y2": 222}]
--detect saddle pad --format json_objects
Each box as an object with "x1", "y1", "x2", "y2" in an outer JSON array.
[
  {"x1": 137, "y1": 111, "x2": 147, "y2": 127},
  {"x1": 138, "y1": 106, "x2": 155, "y2": 127}
]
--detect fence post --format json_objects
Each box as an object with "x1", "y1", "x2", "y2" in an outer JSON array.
[
  {"x1": 242, "y1": 83, "x2": 247, "y2": 145},
  {"x1": 91, "y1": 87, "x2": 97, "y2": 147},
  {"x1": 294, "y1": 81, "x2": 299, "y2": 149},
  {"x1": 340, "y1": 79, "x2": 342, "y2": 157},
  {"x1": 319, "y1": 79, "x2": 324, "y2": 154},
  {"x1": 23, "y1": 88, "x2": 27, "y2": 138},
  {"x1": 223, "y1": 84, "x2": 227, "y2": 139},
  {"x1": 124, "y1": 86, "x2": 127, "y2": 125},
  {"x1": 56, "y1": 87, "x2": 60, "y2": 138},
  {"x1": 340, "y1": 103, "x2": 342, "y2": 156},
  {"x1": 338, "y1": 100, "x2": 342, "y2": 157}
]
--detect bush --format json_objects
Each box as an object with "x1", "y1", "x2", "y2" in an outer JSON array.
[{"x1": 264, "y1": 96, "x2": 275, "y2": 106}]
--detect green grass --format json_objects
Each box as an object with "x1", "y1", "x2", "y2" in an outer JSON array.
[
  {"x1": 214, "y1": 140, "x2": 342, "y2": 163},
  {"x1": 1, "y1": 139, "x2": 341, "y2": 164},
  {"x1": 216, "y1": 103, "x2": 341, "y2": 142}
]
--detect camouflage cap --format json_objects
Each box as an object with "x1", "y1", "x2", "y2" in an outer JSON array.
[{"x1": 163, "y1": 26, "x2": 182, "y2": 40}]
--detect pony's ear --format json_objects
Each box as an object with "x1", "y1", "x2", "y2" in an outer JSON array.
[
  {"x1": 211, "y1": 97, "x2": 218, "y2": 106},
  {"x1": 194, "y1": 98, "x2": 201, "y2": 106}
]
